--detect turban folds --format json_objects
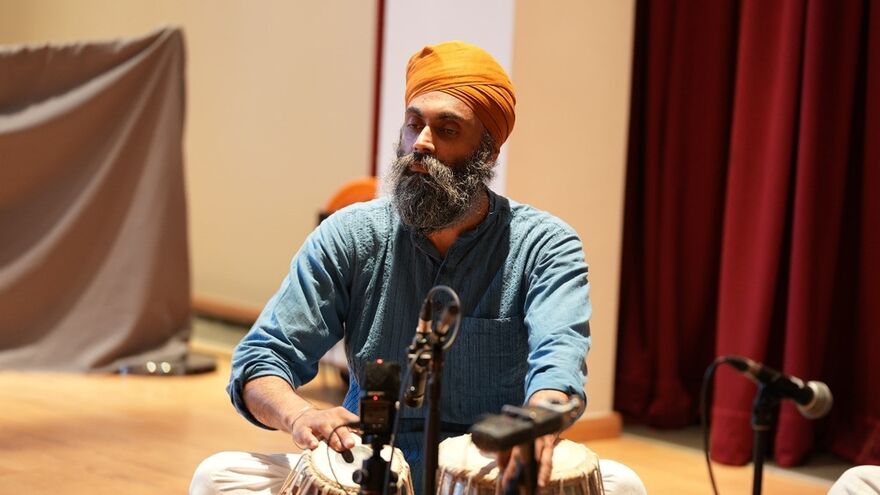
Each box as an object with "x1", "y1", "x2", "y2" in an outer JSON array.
[{"x1": 405, "y1": 41, "x2": 516, "y2": 150}]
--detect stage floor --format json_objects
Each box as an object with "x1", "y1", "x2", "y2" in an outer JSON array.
[{"x1": 0, "y1": 331, "x2": 837, "y2": 494}]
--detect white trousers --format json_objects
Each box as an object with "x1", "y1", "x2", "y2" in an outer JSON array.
[
  {"x1": 190, "y1": 451, "x2": 647, "y2": 495},
  {"x1": 827, "y1": 465, "x2": 880, "y2": 495}
]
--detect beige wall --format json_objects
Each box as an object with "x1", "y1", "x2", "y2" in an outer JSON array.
[
  {"x1": 0, "y1": 0, "x2": 377, "y2": 309},
  {"x1": 509, "y1": 0, "x2": 636, "y2": 415}
]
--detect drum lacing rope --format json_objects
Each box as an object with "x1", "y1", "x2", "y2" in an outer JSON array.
[{"x1": 280, "y1": 453, "x2": 311, "y2": 495}]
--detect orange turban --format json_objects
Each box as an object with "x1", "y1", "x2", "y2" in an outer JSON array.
[{"x1": 405, "y1": 41, "x2": 516, "y2": 150}]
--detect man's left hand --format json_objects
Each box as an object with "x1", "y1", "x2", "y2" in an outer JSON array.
[
  {"x1": 497, "y1": 389, "x2": 570, "y2": 489},
  {"x1": 497, "y1": 431, "x2": 559, "y2": 489}
]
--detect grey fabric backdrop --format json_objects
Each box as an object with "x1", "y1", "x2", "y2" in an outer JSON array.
[{"x1": 0, "y1": 27, "x2": 191, "y2": 371}]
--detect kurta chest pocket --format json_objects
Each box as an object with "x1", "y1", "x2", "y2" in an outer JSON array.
[{"x1": 442, "y1": 316, "x2": 529, "y2": 419}]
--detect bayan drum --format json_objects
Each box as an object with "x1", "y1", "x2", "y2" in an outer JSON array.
[
  {"x1": 437, "y1": 434, "x2": 604, "y2": 495},
  {"x1": 280, "y1": 440, "x2": 414, "y2": 495}
]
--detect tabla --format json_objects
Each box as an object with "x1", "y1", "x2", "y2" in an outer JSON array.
[
  {"x1": 437, "y1": 434, "x2": 604, "y2": 495},
  {"x1": 280, "y1": 440, "x2": 414, "y2": 495}
]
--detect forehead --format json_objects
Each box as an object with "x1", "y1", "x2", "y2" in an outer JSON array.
[{"x1": 406, "y1": 91, "x2": 480, "y2": 126}]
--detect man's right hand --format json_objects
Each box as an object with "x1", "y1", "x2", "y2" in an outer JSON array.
[
  {"x1": 242, "y1": 375, "x2": 360, "y2": 453},
  {"x1": 289, "y1": 406, "x2": 360, "y2": 452}
]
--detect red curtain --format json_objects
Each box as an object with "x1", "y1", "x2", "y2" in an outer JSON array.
[{"x1": 616, "y1": 0, "x2": 880, "y2": 467}]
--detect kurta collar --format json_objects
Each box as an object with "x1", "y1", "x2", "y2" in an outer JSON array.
[{"x1": 406, "y1": 189, "x2": 511, "y2": 266}]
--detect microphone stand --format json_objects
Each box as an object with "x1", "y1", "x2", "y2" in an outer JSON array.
[
  {"x1": 496, "y1": 436, "x2": 537, "y2": 495},
  {"x1": 515, "y1": 439, "x2": 537, "y2": 495},
  {"x1": 423, "y1": 334, "x2": 445, "y2": 495},
  {"x1": 750, "y1": 385, "x2": 778, "y2": 495},
  {"x1": 357, "y1": 433, "x2": 398, "y2": 495},
  {"x1": 408, "y1": 285, "x2": 460, "y2": 495}
]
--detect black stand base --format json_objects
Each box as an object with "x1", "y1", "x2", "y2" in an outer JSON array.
[
  {"x1": 356, "y1": 437, "x2": 398, "y2": 495},
  {"x1": 501, "y1": 442, "x2": 537, "y2": 495}
]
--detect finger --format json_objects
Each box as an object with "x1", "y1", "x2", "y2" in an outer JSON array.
[
  {"x1": 328, "y1": 406, "x2": 360, "y2": 426},
  {"x1": 501, "y1": 448, "x2": 521, "y2": 488},
  {"x1": 313, "y1": 408, "x2": 357, "y2": 450},
  {"x1": 327, "y1": 425, "x2": 355, "y2": 451},
  {"x1": 537, "y1": 439, "x2": 554, "y2": 487},
  {"x1": 331, "y1": 408, "x2": 360, "y2": 448},
  {"x1": 319, "y1": 416, "x2": 360, "y2": 452},
  {"x1": 335, "y1": 406, "x2": 360, "y2": 423},
  {"x1": 337, "y1": 426, "x2": 358, "y2": 449},
  {"x1": 290, "y1": 409, "x2": 319, "y2": 449},
  {"x1": 316, "y1": 421, "x2": 341, "y2": 449},
  {"x1": 497, "y1": 450, "x2": 511, "y2": 470},
  {"x1": 293, "y1": 428, "x2": 320, "y2": 450}
]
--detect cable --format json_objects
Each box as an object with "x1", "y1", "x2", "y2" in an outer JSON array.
[
  {"x1": 326, "y1": 421, "x2": 362, "y2": 490},
  {"x1": 381, "y1": 357, "x2": 414, "y2": 495},
  {"x1": 701, "y1": 355, "x2": 734, "y2": 495}
]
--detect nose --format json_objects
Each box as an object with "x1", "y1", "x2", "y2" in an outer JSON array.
[{"x1": 413, "y1": 126, "x2": 434, "y2": 155}]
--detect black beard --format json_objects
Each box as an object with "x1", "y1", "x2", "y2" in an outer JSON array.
[{"x1": 387, "y1": 135, "x2": 495, "y2": 233}]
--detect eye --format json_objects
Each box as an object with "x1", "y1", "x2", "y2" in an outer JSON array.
[
  {"x1": 406, "y1": 123, "x2": 423, "y2": 132},
  {"x1": 439, "y1": 128, "x2": 458, "y2": 137}
]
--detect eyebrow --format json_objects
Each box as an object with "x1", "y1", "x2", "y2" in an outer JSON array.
[{"x1": 405, "y1": 106, "x2": 465, "y2": 122}]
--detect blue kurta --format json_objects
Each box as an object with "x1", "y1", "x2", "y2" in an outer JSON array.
[{"x1": 228, "y1": 190, "x2": 591, "y2": 475}]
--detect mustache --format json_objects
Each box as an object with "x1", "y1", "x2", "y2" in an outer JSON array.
[
  {"x1": 410, "y1": 151, "x2": 432, "y2": 164},
  {"x1": 396, "y1": 151, "x2": 449, "y2": 175}
]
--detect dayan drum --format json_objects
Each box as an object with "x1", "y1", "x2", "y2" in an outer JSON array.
[
  {"x1": 280, "y1": 440, "x2": 414, "y2": 495},
  {"x1": 437, "y1": 434, "x2": 604, "y2": 495}
]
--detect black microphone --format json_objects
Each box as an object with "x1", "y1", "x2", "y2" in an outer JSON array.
[
  {"x1": 470, "y1": 397, "x2": 582, "y2": 452},
  {"x1": 415, "y1": 296, "x2": 432, "y2": 335},
  {"x1": 404, "y1": 298, "x2": 433, "y2": 408},
  {"x1": 726, "y1": 356, "x2": 833, "y2": 419},
  {"x1": 434, "y1": 303, "x2": 460, "y2": 335}
]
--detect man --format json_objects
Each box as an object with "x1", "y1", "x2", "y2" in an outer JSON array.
[{"x1": 191, "y1": 41, "x2": 645, "y2": 495}]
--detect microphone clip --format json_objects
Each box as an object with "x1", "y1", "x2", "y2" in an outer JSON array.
[{"x1": 403, "y1": 333, "x2": 432, "y2": 408}]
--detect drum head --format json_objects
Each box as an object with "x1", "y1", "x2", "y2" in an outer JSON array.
[
  {"x1": 438, "y1": 434, "x2": 598, "y2": 484},
  {"x1": 309, "y1": 439, "x2": 409, "y2": 491}
]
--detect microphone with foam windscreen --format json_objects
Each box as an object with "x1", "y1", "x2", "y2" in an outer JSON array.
[{"x1": 726, "y1": 356, "x2": 833, "y2": 419}]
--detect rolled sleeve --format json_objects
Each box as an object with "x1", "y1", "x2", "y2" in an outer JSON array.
[
  {"x1": 227, "y1": 214, "x2": 354, "y2": 427},
  {"x1": 523, "y1": 226, "x2": 592, "y2": 407}
]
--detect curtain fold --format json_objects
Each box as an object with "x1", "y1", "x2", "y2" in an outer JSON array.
[
  {"x1": 616, "y1": 0, "x2": 880, "y2": 466},
  {"x1": 0, "y1": 28, "x2": 191, "y2": 371},
  {"x1": 616, "y1": 0, "x2": 739, "y2": 428}
]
